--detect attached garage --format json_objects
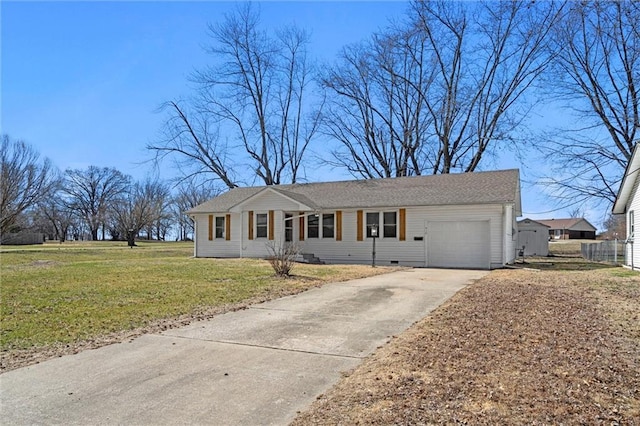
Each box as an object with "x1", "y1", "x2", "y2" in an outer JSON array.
[{"x1": 427, "y1": 221, "x2": 490, "y2": 269}]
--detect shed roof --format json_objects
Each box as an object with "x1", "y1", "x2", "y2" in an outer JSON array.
[
  {"x1": 517, "y1": 218, "x2": 551, "y2": 228},
  {"x1": 536, "y1": 218, "x2": 597, "y2": 232},
  {"x1": 188, "y1": 169, "x2": 521, "y2": 214}
]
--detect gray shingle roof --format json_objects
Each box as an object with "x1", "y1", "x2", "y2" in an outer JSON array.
[{"x1": 187, "y1": 169, "x2": 520, "y2": 214}]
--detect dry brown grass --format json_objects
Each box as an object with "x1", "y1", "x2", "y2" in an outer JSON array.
[{"x1": 293, "y1": 266, "x2": 640, "y2": 425}]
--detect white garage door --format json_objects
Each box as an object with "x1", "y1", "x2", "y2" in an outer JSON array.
[{"x1": 427, "y1": 221, "x2": 490, "y2": 269}]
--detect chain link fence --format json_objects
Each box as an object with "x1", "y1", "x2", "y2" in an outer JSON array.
[{"x1": 581, "y1": 240, "x2": 625, "y2": 264}]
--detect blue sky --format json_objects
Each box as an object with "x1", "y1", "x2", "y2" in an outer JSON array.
[
  {"x1": 2, "y1": 1, "x2": 595, "y2": 226},
  {"x1": 3, "y1": 1, "x2": 410, "y2": 175}
]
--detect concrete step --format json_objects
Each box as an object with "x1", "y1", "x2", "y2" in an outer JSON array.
[{"x1": 300, "y1": 253, "x2": 324, "y2": 264}]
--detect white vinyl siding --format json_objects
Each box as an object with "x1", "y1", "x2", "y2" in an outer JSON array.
[
  {"x1": 300, "y1": 204, "x2": 505, "y2": 268},
  {"x1": 193, "y1": 212, "x2": 241, "y2": 258},
  {"x1": 626, "y1": 174, "x2": 640, "y2": 268},
  {"x1": 193, "y1": 196, "x2": 510, "y2": 268}
]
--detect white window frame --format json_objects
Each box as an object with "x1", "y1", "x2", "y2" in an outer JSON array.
[
  {"x1": 322, "y1": 213, "x2": 335, "y2": 239},
  {"x1": 383, "y1": 211, "x2": 397, "y2": 238},
  {"x1": 365, "y1": 211, "x2": 398, "y2": 239},
  {"x1": 629, "y1": 210, "x2": 635, "y2": 239},
  {"x1": 255, "y1": 213, "x2": 268, "y2": 239},
  {"x1": 215, "y1": 216, "x2": 225, "y2": 239},
  {"x1": 307, "y1": 214, "x2": 319, "y2": 239}
]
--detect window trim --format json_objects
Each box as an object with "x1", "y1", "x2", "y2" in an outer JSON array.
[
  {"x1": 383, "y1": 211, "x2": 397, "y2": 238},
  {"x1": 366, "y1": 212, "x2": 380, "y2": 238},
  {"x1": 215, "y1": 216, "x2": 225, "y2": 239},
  {"x1": 365, "y1": 211, "x2": 398, "y2": 239},
  {"x1": 307, "y1": 214, "x2": 319, "y2": 239},
  {"x1": 255, "y1": 212, "x2": 268, "y2": 239},
  {"x1": 322, "y1": 213, "x2": 335, "y2": 239},
  {"x1": 630, "y1": 210, "x2": 635, "y2": 239}
]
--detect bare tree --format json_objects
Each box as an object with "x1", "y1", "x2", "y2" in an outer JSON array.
[
  {"x1": 321, "y1": 1, "x2": 563, "y2": 178},
  {"x1": 110, "y1": 178, "x2": 170, "y2": 243},
  {"x1": 0, "y1": 135, "x2": 59, "y2": 236},
  {"x1": 172, "y1": 180, "x2": 219, "y2": 241},
  {"x1": 38, "y1": 195, "x2": 76, "y2": 242},
  {"x1": 414, "y1": 0, "x2": 564, "y2": 174},
  {"x1": 602, "y1": 213, "x2": 626, "y2": 240},
  {"x1": 540, "y1": 1, "x2": 640, "y2": 206},
  {"x1": 62, "y1": 166, "x2": 130, "y2": 241},
  {"x1": 321, "y1": 28, "x2": 432, "y2": 178},
  {"x1": 149, "y1": 3, "x2": 321, "y2": 187}
]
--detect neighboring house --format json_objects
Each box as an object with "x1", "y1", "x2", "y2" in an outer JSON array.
[
  {"x1": 613, "y1": 144, "x2": 640, "y2": 269},
  {"x1": 187, "y1": 169, "x2": 522, "y2": 269},
  {"x1": 537, "y1": 218, "x2": 597, "y2": 240},
  {"x1": 516, "y1": 219, "x2": 550, "y2": 257}
]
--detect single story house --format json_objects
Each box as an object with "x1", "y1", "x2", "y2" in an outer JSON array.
[
  {"x1": 187, "y1": 169, "x2": 522, "y2": 269},
  {"x1": 613, "y1": 144, "x2": 640, "y2": 269},
  {"x1": 537, "y1": 218, "x2": 597, "y2": 240},
  {"x1": 516, "y1": 218, "x2": 550, "y2": 256}
]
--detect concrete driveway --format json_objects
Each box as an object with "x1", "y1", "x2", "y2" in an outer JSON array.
[{"x1": 0, "y1": 268, "x2": 487, "y2": 425}]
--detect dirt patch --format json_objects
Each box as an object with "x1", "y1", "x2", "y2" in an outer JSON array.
[{"x1": 293, "y1": 268, "x2": 640, "y2": 424}]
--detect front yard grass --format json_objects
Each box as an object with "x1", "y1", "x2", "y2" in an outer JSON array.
[{"x1": 1, "y1": 241, "x2": 391, "y2": 370}]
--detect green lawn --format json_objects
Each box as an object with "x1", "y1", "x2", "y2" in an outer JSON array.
[{"x1": 1, "y1": 241, "x2": 385, "y2": 352}]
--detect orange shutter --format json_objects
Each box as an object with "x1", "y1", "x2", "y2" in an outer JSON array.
[
  {"x1": 225, "y1": 214, "x2": 231, "y2": 241},
  {"x1": 299, "y1": 212, "x2": 305, "y2": 241},
  {"x1": 248, "y1": 211, "x2": 254, "y2": 240},
  {"x1": 268, "y1": 210, "x2": 275, "y2": 240},
  {"x1": 356, "y1": 210, "x2": 363, "y2": 241},
  {"x1": 336, "y1": 210, "x2": 342, "y2": 241},
  {"x1": 208, "y1": 215, "x2": 213, "y2": 241},
  {"x1": 399, "y1": 209, "x2": 406, "y2": 241}
]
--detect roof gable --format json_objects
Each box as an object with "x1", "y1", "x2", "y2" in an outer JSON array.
[
  {"x1": 228, "y1": 187, "x2": 317, "y2": 212},
  {"x1": 187, "y1": 169, "x2": 521, "y2": 214}
]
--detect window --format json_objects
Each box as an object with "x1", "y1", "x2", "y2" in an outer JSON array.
[
  {"x1": 366, "y1": 212, "x2": 380, "y2": 238},
  {"x1": 322, "y1": 214, "x2": 334, "y2": 238},
  {"x1": 383, "y1": 212, "x2": 397, "y2": 238},
  {"x1": 284, "y1": 214, "x2": 293, "y2": 242},
  {"x1": 215, "y1": 216, "x2": 225, "y2": 239},
  {"x1": 630, "y1": 210, "x2": 635, "y2": 239},
  {"x1": 365, "y1": 211, "x2": 397, "y2": 238},
  {"x1": 256, "y1": 213, "x2": 268, "y2": 238},
  {"x1": 307, "y1": 214, "x2": 319, "y2": 238}
]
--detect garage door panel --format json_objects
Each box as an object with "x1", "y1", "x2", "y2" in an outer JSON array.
[{"x1": 427, "y1": 221, "x2": 490, "y2": 269}]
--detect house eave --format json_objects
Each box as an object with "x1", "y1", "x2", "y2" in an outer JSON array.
[{"x1": 613, "y1": 143, "x2": 640, "y2": 214}]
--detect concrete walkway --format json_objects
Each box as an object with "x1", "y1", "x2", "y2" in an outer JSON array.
[{"x1": 0, "y1": 268, "x2": 487, "y2": 425}]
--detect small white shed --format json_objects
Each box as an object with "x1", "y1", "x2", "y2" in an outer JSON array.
[{"x1": 517, "y1": 219, "x2": 550, "y2": 257}]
